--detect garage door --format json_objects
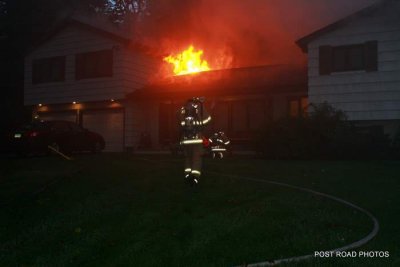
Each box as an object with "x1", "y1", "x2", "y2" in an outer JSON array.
[
  {"x1": 39, "y1": 112, "x2": 77, "y2": 123},
  {"x1": 82, "y1": 109, "x2": 124, "y2": 152}
]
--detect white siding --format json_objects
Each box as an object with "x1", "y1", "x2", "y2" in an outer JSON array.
[
  {"x1": 119, "y1": 50, "x2": 158, "y2": 94},
  {"x1": 24, "y1": 24, "x2": 156, "y2": 105},
  {"x1": 307, "y1": 2, "x2": 400, "y2": 121}
]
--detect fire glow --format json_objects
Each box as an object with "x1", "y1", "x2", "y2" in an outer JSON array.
[{"x1": 164, "y1": 45, "x2": 211, "y2": 76}]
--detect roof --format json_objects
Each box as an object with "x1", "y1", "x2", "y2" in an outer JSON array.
[
  {"x1": 26, "y1": 13, "x2": 146, "y2": 55},
  {"x1": 128, "y1": 64, "x2": 307, "y2": 100},
  {"x1": 70, "y1": 14, "x2": 133, "y2": 43},
  {"x1": 296, "y1": 0, "x2": 391, "y2": 52}
]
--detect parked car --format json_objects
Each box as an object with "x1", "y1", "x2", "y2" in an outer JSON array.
[{"x1": 11, "y1": 120, "x2": 105, "y2": 155}]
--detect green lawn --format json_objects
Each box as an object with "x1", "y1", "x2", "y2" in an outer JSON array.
[{"x1": 0, "y1": 154, "x2": 398, "y2": 266}]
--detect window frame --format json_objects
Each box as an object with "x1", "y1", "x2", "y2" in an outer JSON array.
[
  {"x1": 332, "y1": 44, "x2": 366, "y2": 72},
  {"x1": 287, "y1": 96, "x2": 308, "y2": 118},
  {"x1": 32, "y1": 56, "x2": 66, "y2": 84},
  {"x1": 75, "y1": 49, "x2": 113, "y2": 80},
  {"x1": 319, "y1": 41, "x2": 378, "y2": 75},
  {"x1": 212, "y1": 99, "x2": 268, "y2": 138}
]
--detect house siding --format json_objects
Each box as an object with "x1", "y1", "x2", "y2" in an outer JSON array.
[
  {"x1": 120, "y1": 52, "x2": 158, "y2": 94},
  {"x1": 307, "y1": 3, "x2": 400, "y2": 122},
  {"x1": 24, "y1": 24, "x2": 155, "y2": 105}
]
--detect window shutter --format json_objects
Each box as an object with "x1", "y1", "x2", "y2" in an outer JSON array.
[
  {"x1": 365, "y1": 41, "x2": 378, "y2": 72},
  {"x1": 319, "y1": 45, "x2": 332, "y2": 75}
]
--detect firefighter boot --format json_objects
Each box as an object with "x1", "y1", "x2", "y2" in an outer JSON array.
[
  {"x1": 190, "y1": 170, "x2": 201, "y2": 187},
  {"x1": 184, "y1": 174, "x2": 192, "y2": 186}
]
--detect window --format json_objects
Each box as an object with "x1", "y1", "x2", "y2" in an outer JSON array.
[
  {"x1": 289, "y1": 99, "x2": 300, "y2": 117},
  {"x1": 212, "y1": 100, "x2": 267, "y2": 138},
  {"x1": 75, "y1": 49, "x2": 113, "y2": 80},
  {"x1": 319, "y1": 41, "x2": 378, "y2": 75},
  {"x1": 213, "y1": 102, "x2": 230, "y2": 133},
  {"x1": 288, "y1": 96, "x2": 308, "y2": 118},
  {"x1": 32, "y1": 56, "x2": 66, "y2": 84},
  {"x1": 232, "y1": 102, "x2": 247, "y2": 132},
  {"x1": 301, "y1": 97, "x2": 309, "y2": 116},
  {"x1": 248, "y1": 101, "x2": 265, "y2": 130},
  {"x1": 332, "y1": 45, "x2": 365, "y2": 72}
]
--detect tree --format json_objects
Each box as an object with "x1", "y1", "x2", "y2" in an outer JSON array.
[
  {"x1": 0, "y1": 1, "x2": 6, "y2": 15},
  {"x1": 104, "y1": 0, "x2": 147, "y2": 24}
]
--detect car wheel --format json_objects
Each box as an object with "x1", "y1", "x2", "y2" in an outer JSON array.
[{"x1": 92, "y1": 142, "x2": 103, "y2": 154}]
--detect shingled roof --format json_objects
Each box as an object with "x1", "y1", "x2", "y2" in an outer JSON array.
[{"x1": 128, "y1": 64, "x2": 307, "y2": 100}]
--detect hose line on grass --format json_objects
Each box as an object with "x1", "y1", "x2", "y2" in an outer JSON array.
[
  {"x1": 134, "y1": 157, "x2": 379, "y2": 266},
  {"x1": 209, "y1": 172, "x2": 380, "y2": 267}
]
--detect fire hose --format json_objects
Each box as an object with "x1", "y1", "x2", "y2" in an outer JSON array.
[{"x1": 48, "y1": 145, "x2": 73, "y2": 161}]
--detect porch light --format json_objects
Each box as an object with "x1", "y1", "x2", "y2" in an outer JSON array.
[
  {"x1": 73, "y1": 101, "x2": 77, "y2": 105},
  {"x1": 38, "y1": 104, "x2": 42, "y2": 107}
]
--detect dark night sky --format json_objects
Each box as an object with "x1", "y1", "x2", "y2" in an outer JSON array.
[{"x1": 272, "y1": 0, "x2": 379, "y2": 38}]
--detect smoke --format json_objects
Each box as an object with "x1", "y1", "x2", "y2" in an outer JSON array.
[{"x1": 137, "y1": 0, "x2": 378, "y2": 69}]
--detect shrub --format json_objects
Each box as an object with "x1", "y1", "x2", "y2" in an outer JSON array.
[
  {"x1": 254, "y1": 102, "x2": 394, "y2": 160},
  {"x1": 391, "y1": 126, "x2": 400, "y2": 158}
]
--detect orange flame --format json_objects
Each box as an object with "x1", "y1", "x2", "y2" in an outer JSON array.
[{"x1": 164, "y1": 45, "x2": 211, "y2": 76}]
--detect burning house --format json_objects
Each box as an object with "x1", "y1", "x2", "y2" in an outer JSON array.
[
  {"x1": 127, "y1": 64, "x2": 307, "y2": 151},
  {"x1": 24, "y1": 14, "x2": 308, "y2": 152}
]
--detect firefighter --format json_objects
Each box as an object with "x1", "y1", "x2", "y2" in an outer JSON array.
[
  {"x1": 209, "y1": 131, "x2": 230, "y2": 159},
  {"x1": 179, "y1": 97, "x2": 212, "y2": 186}
]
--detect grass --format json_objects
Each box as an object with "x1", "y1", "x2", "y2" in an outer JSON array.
[{"x1": 0, "y1": 154, "x2": 399, "y2": 266}]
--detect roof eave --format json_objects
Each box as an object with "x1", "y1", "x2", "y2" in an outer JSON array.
[
  {"x1": 25, "y1": 14, "x2": 134, "y2": 56},
  {"x1": 69, "y1": 18, "x2": 131, "y2": 45}
]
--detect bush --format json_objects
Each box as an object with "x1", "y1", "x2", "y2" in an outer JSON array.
[
  {"x1": 254, "y1": 102, "x2": 394, "y2": 160},
  {"x1": 391, "y1": 126, "x2": 400, "y2": 158}
]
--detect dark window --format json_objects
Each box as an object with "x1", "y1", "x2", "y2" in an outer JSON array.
[
  {"x1": 288, "y1": 96, "x2": 308, "y2": 118},
  {"x1": 32, "y1": 56, "x2": 66, "y2": 84},
  {"x1": 332, "y1": 45, "x2": 365, "y2": 72},
  {"x1": 248, "y1": 101, "x2": 265, "y2": 131},
  {"x1": 289, "y1": 99, "x2": 300, "y2": 118},
  {"x1": 213, "y1": 102, "x2": 230, "y2": 133},
  {"x1": 319, "y1": 41, "x2": 378, "y2": 75},
  {"x1": 212, "y1": 100, "x2": 267, "y2": 138},
  {"x1": 232, "y1": 102, "x2": 247, "y2": 132},
  {"x1": 75, "y1": 49, "x2": 113, "y2": 80}
]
